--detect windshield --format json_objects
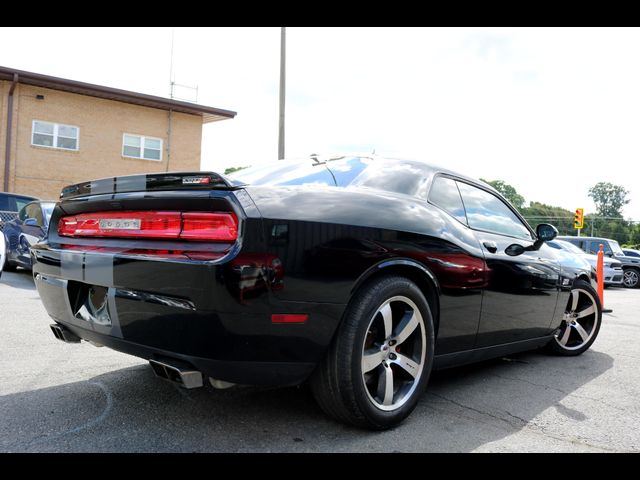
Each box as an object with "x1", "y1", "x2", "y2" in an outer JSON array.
[{"x1": 609, "y1": 240, "x2": 625, "y2": 255}]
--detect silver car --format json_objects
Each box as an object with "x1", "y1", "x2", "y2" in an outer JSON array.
[{"x1": 548, "y1": 240, "x2": 624, "y2": 287}]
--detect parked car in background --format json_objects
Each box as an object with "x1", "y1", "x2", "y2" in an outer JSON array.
[
  {"x1": 622, "y1": 248, "x2": 640, "y2": 259},
  {"x1": 32, "y1": 157, "x2": 603, "y2": 429},
  {"x1": 3, "y1": 201, "x2": 55, "y2": 271},
  {"x1": 0, "y1": 192, "x2": 38, "y2": 231},
  {"x1": 548, "y1": 239, "x2": 624, "y2": 287},
  {"x1": 558, "y1": 235, "x2": 640, "y2": 289},
  {"x1": 0, "y1": 230, "x2": 5, "y2": 279}
]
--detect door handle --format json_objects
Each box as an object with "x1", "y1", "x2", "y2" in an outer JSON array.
[{"x1": 483, "y1": 241, "x2": 498, "y2": 253}]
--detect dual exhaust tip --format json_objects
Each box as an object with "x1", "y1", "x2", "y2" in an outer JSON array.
[
  {"x1": 50, "y1": 324, "x2": 228, "y2": 391},
  {"x1": 50, "y1": 323, "x2": 81, "y2": 343},
  {"x1": 148, "y1": 358, "x2": 204, "y2": 389}
]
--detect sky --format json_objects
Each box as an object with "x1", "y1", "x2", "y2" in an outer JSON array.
[{"x1": 1, "y1": 27, "x2": 640, "y2": 219}]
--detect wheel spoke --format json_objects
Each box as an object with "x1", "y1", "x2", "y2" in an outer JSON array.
[
  {"x1": 377, "y1": 364, "x2": 394, "y2": 406},
  {"x1": 379, "y1": 303, "x2": 393, "y2": 339},
  {"x1": 393, "y1": 311, "x2": 419, "y2": 345},
  {"x1": 558, "y1": 325, "x2": 572, "y2": 346},
  {"x1": 570, "y1": 290, "x2": 579, "y2": 312},
  {"x1": 362, "y1": 350, "x2": 385, "y2": 374},
  {"x1": 573, "y1": 322, "x2": 590, "y2": 342},
  {"x1": 393, "y1": 353, "x2": 420, "y2": 379},
  {"x1": 576, "y1": 304, "x2": 595, "y2": 319}
]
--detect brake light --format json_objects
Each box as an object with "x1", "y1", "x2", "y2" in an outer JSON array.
[
  {"x1": 181, "y1": 212, "x2": 237, "y2": 241},
  {"x1": 58, "y1": 211, "x2": 238, "y2": 242}
]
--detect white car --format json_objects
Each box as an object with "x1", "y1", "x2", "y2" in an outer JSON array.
[
  {"x1": 548, "y1": 239, "x2": 624, "y2": 287},
  {"x1": 622, "y1": 248, "x2": 640, "y2": 259},
  {"x1": 0, "y1": 231, "x2": 5, "y2": 278}
]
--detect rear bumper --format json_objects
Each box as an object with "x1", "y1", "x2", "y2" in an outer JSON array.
[
  {"x1": 32, "y1": 242, "x2": 344, "y2": 386},
  {"x1": 54, "y1": 320, "x2": 315, "y2": 385}
]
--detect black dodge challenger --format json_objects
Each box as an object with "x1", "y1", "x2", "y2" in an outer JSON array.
[{"x1": 32, "y1": 156, "x2": 601, "y2": 429}]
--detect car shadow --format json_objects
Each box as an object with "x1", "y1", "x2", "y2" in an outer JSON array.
[
  {"x1": 0, "y1": 269, "x2": 36, "y2": 291},
  {"x1": 0, "y1": 348, "x2": 615, "y2": 452}
]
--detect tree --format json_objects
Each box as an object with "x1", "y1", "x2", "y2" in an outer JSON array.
[
  {"x1": 588, "y1": 182, "x2": 630, "y2": 218},
  {"x1": 521, "y1": 202, "x2": 575, "y2": 234},
  {"x1": 224, "y1": 166, "x2": 250, "y2": 175},
  {"x1": 480, "y1": 179, "x2": 525, "y2": 210}
]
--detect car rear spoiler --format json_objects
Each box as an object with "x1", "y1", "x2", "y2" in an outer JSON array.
[{"x1": 59, "y1": 171, "x2": 243, "y2": 200}]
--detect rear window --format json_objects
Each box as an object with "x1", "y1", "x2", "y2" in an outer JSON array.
[{"x1": 229, "y1": 157, "x2": 370, "y2": 187}]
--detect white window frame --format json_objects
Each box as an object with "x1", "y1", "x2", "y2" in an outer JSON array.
[
  {"x1": 31, "y1": 120, "x2": 80, "y2": 151},
  {"x1": 122, "y1": 133, "x2": 163, "y2": 162}
]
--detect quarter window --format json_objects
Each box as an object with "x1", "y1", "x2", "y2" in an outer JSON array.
[
  {"x1": 428, "y1": 176, "x2": 467, "y2": 224},
  {"x1": 123, "y1": 134, "x2": 162, "y2": 161},
  {"x1": 457, "y1": 182, "x2": 532, "y2": 240},
  {"x1": 32, "y1": 120, "x2": 79, "y2": 150}
]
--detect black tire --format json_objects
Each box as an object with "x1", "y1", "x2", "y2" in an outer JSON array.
[
  {"x1": 310, "y1": 275, "x2": 435, "y2": 430},
  {"x1": 622, "y1": 267, "x2": 639, "y2": 289},
  {"x1": 546, "y1": 279, "x2": 602, "y2": 356}
]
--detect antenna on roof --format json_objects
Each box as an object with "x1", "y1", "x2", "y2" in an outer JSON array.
[{"x1": 168, "y1": 28, "x2": 199, "y2": 103}]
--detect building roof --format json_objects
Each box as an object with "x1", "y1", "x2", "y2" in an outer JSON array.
[{"x1": 0, "y1": 65, "x2": 236, "y2": 124}]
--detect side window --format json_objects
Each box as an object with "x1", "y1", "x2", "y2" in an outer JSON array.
[
  {"x1": 565, "y1": 238, "x2": 583, "y2": 249},
  {"x1": 31, "y1": 204, "x2": 45, "y2": 226},
  {"x1": 21, "y1": 203, "x2": 43, "y2": 225},
  {"x1": 14, "y1": 198, "x2": 31, "y2": 212},
  {"x1": 456, "y1": 181, "x2": 532, "y2": 240},
  {"x1": 428, "y1": 176, "x2": 467, "y2": 224},
  {"x1": 587, "y1": 241, "x2": 611, "y2": 255},
  {"x1": 18, "y1": 205, "x2": 29, "y2": 221}
]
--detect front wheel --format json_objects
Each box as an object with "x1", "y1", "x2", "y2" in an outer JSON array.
[
  {"x1": 310, "y1": 276, "x2": 435, "y2": 430},
  {"x1": 547, "y1": 279, "x2": 602, "y2": 356},
  {"x1": 623, "y1": 268, "x2": 639, "y2": 288}
]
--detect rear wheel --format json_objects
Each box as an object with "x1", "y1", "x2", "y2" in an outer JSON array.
[
  {"x1": 547, "y1": 279, "x2": 602, "y2": 356},
  {"x1": 310, "y1": 276, "x2": 435, "y2": 429},
  {"x1": 623, "y1": 268, "x2": 639, "y2": 288}
]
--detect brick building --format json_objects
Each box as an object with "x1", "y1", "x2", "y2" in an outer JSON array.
[{"x1": 1, "y1": 66, "x2": 236, "y2": 201}]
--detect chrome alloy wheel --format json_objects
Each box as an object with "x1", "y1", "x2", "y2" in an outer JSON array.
[
  {"x1": 554, "y1": 288, "x2": 599, "y2": 351},
  {"x1": 623, "y1": 269, "x2": 639, "y2": 288},
  {"x1": 361, "y1": 296, "x2": 426, "y2": 411}
]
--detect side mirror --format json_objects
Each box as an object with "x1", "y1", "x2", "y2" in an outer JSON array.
[
  {"x1": 506, "y1": 223, "x2": 558, "y2": 257},
  {"x1": 24, "y1": 218, "x2": 39, "y2": 227},
  {"x1": 536, "y1": 223, "x2": 558, "y2": 242}
]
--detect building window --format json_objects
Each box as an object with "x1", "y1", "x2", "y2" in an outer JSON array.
[
  {"x1": 32, "y1": 120, "x2": 79, "y2": 150},
  {"x1": 123, "y1": 134, "x2": 162, "y2": 161}
]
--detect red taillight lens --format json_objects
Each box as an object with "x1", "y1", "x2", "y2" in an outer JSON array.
[
  {"x1": 181, "y1": 212, "x2": 238, "y2": 241},
  {"x1": 58, "y1": 211, "x2": 238, "y2": 242}
]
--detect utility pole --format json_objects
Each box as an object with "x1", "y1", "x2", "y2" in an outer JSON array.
[{"x1": 278, "y1": 27, "x2": 286, "y2": 160}]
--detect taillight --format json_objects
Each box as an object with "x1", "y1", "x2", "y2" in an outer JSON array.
[{"x1": 58, "y1": 211, "x2": 238, "y2": 242}]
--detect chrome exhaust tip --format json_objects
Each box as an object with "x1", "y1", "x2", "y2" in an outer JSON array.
[
  {"x1": 149, "y1": 358, "x2": 203, "y2": 389},
  {"x1": 49, "y1": 323, "x2": 81, "y2": 343}
]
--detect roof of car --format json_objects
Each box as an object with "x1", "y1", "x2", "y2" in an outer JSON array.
[
  {"x1": 0, "y1": 192, "x2": 38, "y2": 200},
  {"x1": 558, "y1": 235, "x2": 618, "y2": 242}
]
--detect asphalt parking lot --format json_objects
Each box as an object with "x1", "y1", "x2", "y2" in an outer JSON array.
[{"x1": 1, "y1": 268, "x2": 639, "y2": 452}]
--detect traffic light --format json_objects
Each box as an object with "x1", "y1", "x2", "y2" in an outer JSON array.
[{"x1": 574, "y1": 208, "x2": 584, "y2": 229}]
